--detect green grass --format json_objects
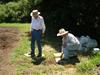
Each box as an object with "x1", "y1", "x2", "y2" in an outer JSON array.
[
  {"x1": 0, "y1": 23, "x2": 100, "y2": 75},
  {"x1": 0, "y1": 23, "x2": 66, "y2": 75},
  {"x1": 76, "y1": 52, "x2": 100, "y2": 75}
]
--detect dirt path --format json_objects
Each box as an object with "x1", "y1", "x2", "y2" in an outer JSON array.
[{"x1": 0, "y1": 28, "x2": 20, "y2": 75}]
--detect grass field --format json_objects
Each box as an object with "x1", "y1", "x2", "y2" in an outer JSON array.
[{"x1": 0, "y1": 23, "x2": 100, "y2": 75}]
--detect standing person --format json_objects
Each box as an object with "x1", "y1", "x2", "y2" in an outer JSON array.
[
  {"x1": 30, "y1": 10, "x2": 46, "y2": 58},
  {"x1": 57, "y1": 28, "x2": 80, "y2": 60}
]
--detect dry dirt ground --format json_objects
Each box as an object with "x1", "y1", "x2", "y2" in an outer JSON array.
[{"x1": 0, "y1": 27, "x2": 20, "y2": 75}]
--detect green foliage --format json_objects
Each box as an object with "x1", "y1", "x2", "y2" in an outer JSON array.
[
  {"x1": 76, "y1": 52, "x2": 100, "y2": 75},
  {"x1": 0, "y1": 0, "x2": 44, "y2": 23},
  {"x1": 0, "y1": 4, "x2": 7, "y2": 22},
  {"x1": 6, "y1": 2, "x2": 21, "y2": 22},
  {"x1": 34, "y1": 0, "x2": 42, "y2": 5},
  {"x1": 77, "y1": 61, "x2": 95, "y2": 73},
  {"x1": 0, "y1": 0, "x2": 30, "y2": 22}
]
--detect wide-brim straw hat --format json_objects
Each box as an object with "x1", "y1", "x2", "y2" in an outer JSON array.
[
  {"x1": 57, "y1": 28, "x2": 68, "y2": 36},
  {"x1": 30, "y1": 10, "x2": 40, "y2": 16}
]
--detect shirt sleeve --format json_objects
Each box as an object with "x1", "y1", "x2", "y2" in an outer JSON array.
[
  {"x1": 68, "y1": 34, "x2": 79, "y2": 45},
  {"x1": 70, "y1": 36, "x2": 77, "y2": 44},
  {"x1": 66, "y1": 34, "x2": 76, "y2": 46},
  {"x1": 30, "y1": 24, "x2": 32, "y2": 32},
  {"x1": 30, "y1": 16, "x2": 32, "y2": 32},
  {"x1": 41, "y1": 17, "x2": 46, "y2": 33},
  {"x1": 30, "y1": 12, "x2": 32, "y2": 16}
]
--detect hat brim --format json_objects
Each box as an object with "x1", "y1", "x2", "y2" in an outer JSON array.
[
  {"x1": 57, "y1": 31, "x2": 68, "y2": 36},
  {"x1": 38, "y1": 12, "x2": 40, "y2": 15},
  {"x1": 30, "y1": 12, "x2": 40, "y2": 16}
]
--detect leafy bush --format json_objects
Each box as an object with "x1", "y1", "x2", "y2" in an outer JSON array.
[
  {"x1": 5, "y1": 2, "x2": 21, "y2": 22},
  {"x1": 0, "y1": 4, "x2": 7, "y2": 22},
  {"x1": 0, "y1": 0, "x2": 30, "y2": 22}
]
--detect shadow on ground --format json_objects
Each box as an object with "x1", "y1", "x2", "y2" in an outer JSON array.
[
  {"x1": 58, "y1": 56, "x2": 80, "y2": 65},
  {"x1": 31, "y1": 57, "x2": 46, "y2": 65}
]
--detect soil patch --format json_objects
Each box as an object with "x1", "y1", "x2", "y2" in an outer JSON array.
[{"x1": 0, "y1": 27, "x2": 20, "y2": 75}]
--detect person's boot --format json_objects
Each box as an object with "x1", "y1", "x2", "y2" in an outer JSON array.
[
  {"x1": 37, "y1": 54, "x2": 42, "y2": 57},
  {"x1": 31, "y1": 54, "x2": 35, "y2": 59}
]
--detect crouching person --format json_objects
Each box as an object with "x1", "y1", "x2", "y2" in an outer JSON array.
[{"x1": 57, "y1": 28, "x2": 80, "y2": 60}]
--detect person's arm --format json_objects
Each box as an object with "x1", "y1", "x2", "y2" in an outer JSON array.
[
  {"x1": 30, "y1": 13, "x2": 32, "y2": 32},
  {"x1": 60, "y1": 46, "x2": 64, "y2": 59},
  {"x1": 29, "y1": 16, "x2": 32, "y2": 36},
  {"x1": 41, "y1": 17, "x2": 46, "y2": 34},
  {"x1": 30, "y1": 24, "x2": 32, "y2": 32},
  {"x1": 67, "y1": 34, "x2": 77, "y2": 46},
  {"x1": 60, "y1": 39, "x2": 65, "y2": 59},
  {"x1": 62, "y1": 38, "x2": 67, "y2": 48}
]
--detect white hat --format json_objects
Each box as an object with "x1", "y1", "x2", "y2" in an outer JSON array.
[
  {"x1": 30, "y1": 10, "x2": 40, "y2": 16},
  {"x1": 57, "y1": 28, "x2": 68, "y2": 36}
]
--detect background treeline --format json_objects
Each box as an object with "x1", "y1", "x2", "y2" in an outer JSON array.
[
  {"x1": 0, "y1": 0, "x2": 30, "y2": 22},
  {"x1": 0, "y1": 0, "x2": 100, "y2": 46}
]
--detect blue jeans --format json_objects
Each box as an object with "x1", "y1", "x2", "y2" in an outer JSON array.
[
  {"x1": 63, "y1": 44, "x2": 80, "y2": 59},
  {"x1": 31, "y1": 29, "x2": 42, "y2": 56}
]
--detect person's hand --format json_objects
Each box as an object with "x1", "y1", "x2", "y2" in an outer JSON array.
[
  {"x1": 28, "y1": 31, "x2": 31, "y2": 36},
  {"x1": 42, "y1": 33, "x2": 45, "y2": 37}
]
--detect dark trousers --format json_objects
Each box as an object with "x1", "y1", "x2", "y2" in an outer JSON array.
[{"x1": 31, "y1": 29, "x2": 42, "y2": 56}]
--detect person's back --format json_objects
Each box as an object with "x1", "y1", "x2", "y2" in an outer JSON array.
[{"x1": 67, "y1": 33, "x2": 80, "y2": 45}]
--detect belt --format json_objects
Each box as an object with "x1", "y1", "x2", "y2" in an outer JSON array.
[{"x1": 32, "y1": 29, "x2": 42, "y2": 31}]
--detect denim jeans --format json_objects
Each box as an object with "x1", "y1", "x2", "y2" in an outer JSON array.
[
  {"x1": 31, "y1": 29, "x2": 42, "y2": 56},
  {"x1": 63, "y1": 44, "x2": 80, "y2": 59}
]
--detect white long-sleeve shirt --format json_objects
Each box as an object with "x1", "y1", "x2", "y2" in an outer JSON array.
[{"x1": 30, "y1": 14, "x2": 46, "y2": 33}]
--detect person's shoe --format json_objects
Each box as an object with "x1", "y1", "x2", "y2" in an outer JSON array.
[
  {"x1": 69, "y1": 55, "x2": 78, "y2": 58},
  {"x1": 37, "y1": 55, "x2": 42, "y2": 57},
  {"x1": 61, "y1": 58, "x2": 69, "y2": 61},
  {"x1": 58, "y1": 58, "x2": 69, "y2": 64},
  {"x1": 31, "y1": 54, "x2": 35, "y2": 59}
]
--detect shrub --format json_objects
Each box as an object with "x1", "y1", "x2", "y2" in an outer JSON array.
[
  {"x1": 0, "y1": 4, "x2": 7, "y2": 22},
  {"x1": 0, "y1": 0, "x2": 30, "y2": 23},
  {"x1": 5, "y1": 2, "x2": 21, "y2": 22}
]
